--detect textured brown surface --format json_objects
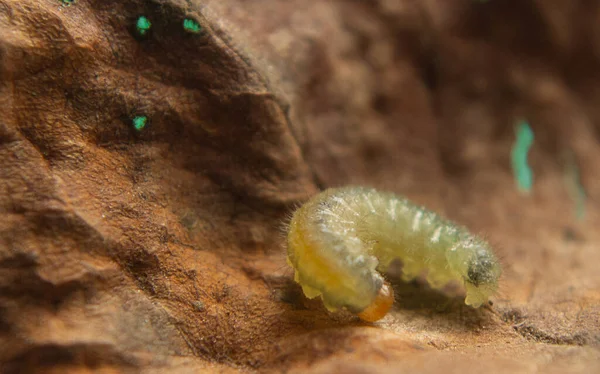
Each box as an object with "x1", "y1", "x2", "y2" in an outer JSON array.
[{"x1": 1, "y1": 0, "x2": 599, "y2": 373}]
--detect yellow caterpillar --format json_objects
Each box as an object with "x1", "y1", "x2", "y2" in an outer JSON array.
[{"x1": 286, "y1": 186, "x2": 501, "y2": 322}]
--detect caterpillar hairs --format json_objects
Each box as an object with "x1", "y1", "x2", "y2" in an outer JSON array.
[{"x1": 286, "y1": 186, "x2": 502, "y2": 322}]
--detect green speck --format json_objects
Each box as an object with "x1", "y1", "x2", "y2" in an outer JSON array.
[
  {"x1": 132, "y1": 116, "x2": 148, "y2": 131},
  {"x1": 511, "y1": 120, "x2": 534, "y2": 193},
  {"x1": 61, "y1": 0, "x2": 76, "y2": 6},
  {"x1": 136, "y1": 16, "x2": 152, "y2": 36},
  {"x1": 183, "y1": 18, "x2": 202, "y2": 34}
]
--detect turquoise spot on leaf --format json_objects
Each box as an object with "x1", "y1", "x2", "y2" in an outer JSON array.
[
  {"x1": 132, "y1": 116, "x2": 148, "y2": 131},
  {"x1": 136, "y1": 16, "x2": 152, "y2": 36},
  {"x1": 511, "y1": 121, "x2": 534, "y2": 193},
  {"x1": 183, "y1": 18, "x2": 202, "y2": 34}
]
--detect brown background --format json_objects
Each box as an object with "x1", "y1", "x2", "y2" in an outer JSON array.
[{"x1": 1, "y1": 0, "x2": 599, "y2": 372}]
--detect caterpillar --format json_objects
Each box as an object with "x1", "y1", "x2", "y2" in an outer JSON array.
[{"x1": 286, "y1": 186, "x2": 502, "y2": 322}]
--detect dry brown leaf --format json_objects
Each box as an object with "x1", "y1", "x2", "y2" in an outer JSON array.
[{"x1": 1, "y1": 0, "x2": 599, "y2": 373}]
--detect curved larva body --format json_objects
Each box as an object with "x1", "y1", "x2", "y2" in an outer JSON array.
[{"x1": 286, "y1": 186, "x2": 501, "y2": 321}]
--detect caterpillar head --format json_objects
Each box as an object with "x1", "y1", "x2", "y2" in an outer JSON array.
[{"x1": 463, "y1": 247, "x2": 501, "y2": 307}]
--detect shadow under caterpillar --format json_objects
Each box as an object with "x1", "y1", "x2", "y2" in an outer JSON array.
[{"x1": 286, "y1": 186, "x2": 502, "y2": 322}]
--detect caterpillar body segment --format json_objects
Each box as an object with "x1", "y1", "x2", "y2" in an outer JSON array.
[{"x1": 286, "y1": 186, "x2": 501, "y2": 321}]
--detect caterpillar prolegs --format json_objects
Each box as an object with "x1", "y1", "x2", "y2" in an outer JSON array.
[{"x1": 286, "y1": 186, "x2": 502, "y2": 322}]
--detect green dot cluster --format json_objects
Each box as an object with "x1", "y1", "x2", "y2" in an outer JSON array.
[{"x1": 130, "y1": 16, "x2": 204, "y2": 134}]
